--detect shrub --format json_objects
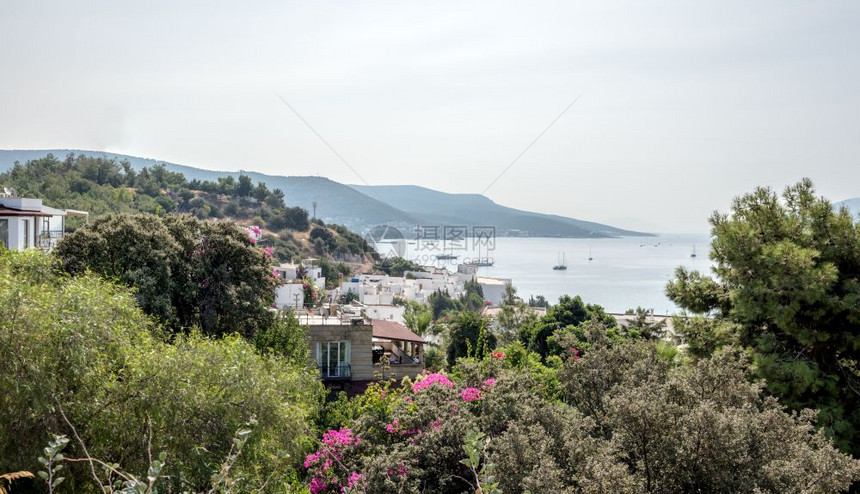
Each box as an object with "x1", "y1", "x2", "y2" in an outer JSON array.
[{"x1": 0, "y1": 250, "x2": 323, "y2": 492}]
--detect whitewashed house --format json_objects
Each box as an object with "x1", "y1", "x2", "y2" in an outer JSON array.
[
  {"x1": 477, "y1": 276, "x2": 512, "y2": 307},
  {"x1": 0, "y1": 195, "x2": 87, "y2": 251}
]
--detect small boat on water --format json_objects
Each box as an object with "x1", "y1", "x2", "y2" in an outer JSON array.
[
  {"x1": 435, "y1": 253, "x2": 459, "y2": 260},
  {"x1": 588, "y1": 246, "x2": 593, "y2": 261},
  {"x1": 467, "y1": 258, "x2": 494, "y2": 267},
  {"x1": 553, "y1": 252, "x2": 567, "y2": 270},
  {"x1": 690, "y1": 245, "x2": 697, "y2": 258}
]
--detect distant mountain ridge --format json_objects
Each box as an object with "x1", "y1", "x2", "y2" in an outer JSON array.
[
  {"x1": 349, "y1": 184, "x2": 649, "y2": 238},
  {"x1": 0, "y1": 149, "x2": 652, "y2": 237}
]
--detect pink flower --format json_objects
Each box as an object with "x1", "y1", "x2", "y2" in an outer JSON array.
[
  {"x1": 346, "y1": 471, "x2": 366, "y2": 490},
  {"x1": 262, "y1": 247, "x2": 274, "y2": 257},
  {"x1": 432, "y1": 420, "x2": 441, "y2": 430},
  {"x1": 303, "y1": 452, "x2": 320, "y2": 468},
  {"x1": 412, "y1": 373, "x2": 455, "y2": 392},
  {"x1": 460, "y1": 387, "x2": 482, "y2": 402},
  {"x1": 491, "y1": 351, "x2": 506, "y2": 359},
  {"x1": 386, "y1": 419, "x2": 399, "y2": 434},
  {"x1": 321, "y1": 428, "x2": 360, "y2": 448},
  {"x1": 309, "y1": 477, "x2": 327, "y2": 494},
  {"x1": 482, "y1": 378, "x2": 496, "y2": 389}
]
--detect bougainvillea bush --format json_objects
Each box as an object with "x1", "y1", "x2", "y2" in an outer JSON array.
[{"x1": 307, "y1": 344, "x2": 860, "y2": 493}]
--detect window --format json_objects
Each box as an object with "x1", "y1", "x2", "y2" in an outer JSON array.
[
  {"x1": 316, "y1": 340, "x2": 350, "y2": 378},
  {"x1": 0, "y1": 219, "x2": 7, "y2": 249}
]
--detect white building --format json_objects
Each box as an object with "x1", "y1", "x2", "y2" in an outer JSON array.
[
  {"x1": 274, "y1": 282, "x2": 305, "y2": 310},
  {"x1": 0, "y1": 195, "x2": 87, "y2": 251},
  {"x1": 477, "y1": 276, "x2": 512, "y2": 307},
  {"x1": 363, "y1": 304, "x2": 406, "y2": 324}
]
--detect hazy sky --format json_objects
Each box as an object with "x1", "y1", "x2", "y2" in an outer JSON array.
[{"x1": 2, "y1": 1, "x2": 859, "y2": 233}]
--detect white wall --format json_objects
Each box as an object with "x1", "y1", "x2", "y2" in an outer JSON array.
[
  {"x1": 0, "y1": 216, "x2": 37, "y2": 250},
  {"x1": 275, "y1": 283, "x2": 305, "y2": 310},
  {"x1": 364, "y1": 305, "x2": 406, "y2": 324},
  {"x1": 478, "y1": 278, "x2": 511, "y2": 307}
]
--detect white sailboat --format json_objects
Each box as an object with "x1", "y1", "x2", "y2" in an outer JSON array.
[{"x1": 553, "y1": 252, "x2": 567, "y2": 270}]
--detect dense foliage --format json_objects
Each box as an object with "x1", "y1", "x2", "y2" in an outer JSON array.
[
  {"x1": 55, "y1": 213, "x2": 277, "y2": 337},
  {"x1": 311, "y1": 344, "x2": 859, "y2": 493},
  {"x1": 372, "y1": 256, "x2": 426, "y2": 277},
  {"x1": 666, "y1": 179, "x2": 860, "y2": 454},
  {"x1": 0, "y1": 250, "x2": 323, "y2": 492}
]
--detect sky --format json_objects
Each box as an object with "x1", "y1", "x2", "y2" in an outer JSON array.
[{"x1": 1, "y1": 1, "x2": 859, "y2": 233}]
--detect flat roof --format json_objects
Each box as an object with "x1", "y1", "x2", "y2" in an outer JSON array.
[
  {"x1": 476, "y1": 277, "x2": 506, "y2": 285},
  {"x1": 0, "y1": 207, "x2": 53, "y2": 217}
]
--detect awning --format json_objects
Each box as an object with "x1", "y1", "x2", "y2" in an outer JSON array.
[{"x1": 371, "y1": 319, "x2": 426, "y2": 344}]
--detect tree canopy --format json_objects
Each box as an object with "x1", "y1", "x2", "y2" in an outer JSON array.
[
  {"x1": 666, "y1": 179, "x2": 860, "y2": 454},
  {"x1": 56, "y1": 213, "x2": 277, "y2": 337}
]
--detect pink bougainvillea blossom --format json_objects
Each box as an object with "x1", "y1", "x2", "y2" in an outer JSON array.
[
  {"x1": 412, "y1": 372, "x2": 455, "y2": 392},
  {"x1": 460, "y1": 387, "x2": 482, "y2": 402},
  {"x1": 346, "y1": 471, "x2": 366, "y2": 491},
  {"x1": 482, "y1": 378, "x2": 496, "y2": 389},
  {"x1": 491, "y1": 351, "x2": 506, "y2": 359},
  {"x1": 309, "y1": 477, "x2": 327, "y2": 494},
  {"x1": 304, "y1": 428, "x2": 363, "y2": 492}
]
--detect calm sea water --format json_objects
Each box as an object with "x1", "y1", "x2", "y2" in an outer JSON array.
[{"x1": 388, "y1": 233, "x2": 714, "y2": 315}]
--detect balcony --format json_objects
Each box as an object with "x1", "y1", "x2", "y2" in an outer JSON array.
[
  {"x1": 319, "y1": 364, "x2": 351, "y2": 381},
  {"x1": 38, "y1": 231, "x2": 64, "y2": 251}
]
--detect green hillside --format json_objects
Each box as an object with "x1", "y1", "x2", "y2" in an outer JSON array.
[
  {"x1": 0, "y1": 149, "x2": 418, "y2": 233},
  {"x1": 0, "y1": 153, "x2": 376, "y2": 272},
  {"x1": 0, "y1": 150, "x2": 649, "y2": 237}
]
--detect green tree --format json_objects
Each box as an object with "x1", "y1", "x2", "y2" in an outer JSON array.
[
  {"x1": 429, "y1": 288, "x2": 464, "y2": 320},
  {"x1": 373, "y1": 256, "x2": 425, "y2": 277},
  {"x1": 446, "y1": 311, "x2": 496, "y2": 366},
  {"x1": 496, "y1": 284, "x2": 537, "y2": 345},
  {"x1": 0, "y1": 250, "x2": 323, "y2": 492},
  {"x1": 666, "y1": 179, "x2": 860, "y2": 454},
  {"x1": 54, "y1": 213, "x2": 181, "y2": 322},
  {"x1": 621, "y1": 306, "x2": 667, "y2": 340},
  {"x1": 236, "y1": 173, "x2": 254, "y2": 197},
  {"x1": 403, "y1": 301, "x2": 435, "y2": 336},
  {"x1": 522, "y1": 294, "x2": 616, "y2": 359},
  {"x1": 56, "y1": 213, "x2": 276, "y2": 337}
]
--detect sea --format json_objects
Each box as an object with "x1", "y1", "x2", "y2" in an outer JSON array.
[{"x1": 377, "y1": 233, "x2": 714, "y2": 315}]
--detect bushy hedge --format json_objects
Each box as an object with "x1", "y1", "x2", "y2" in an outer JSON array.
[{"x1": 0, "y1": 250, "x2": 323, "y2": 492}]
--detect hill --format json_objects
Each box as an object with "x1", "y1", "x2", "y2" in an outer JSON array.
[
  {"x1": 0, "y1": 149, "x2": 651, "y2": 237},
  {"x1": 0, "y1": 149, "x2": 417, "y2": 233},
  {"x1": 0, "y1": 153, "x2": 376, "y2": 278},
  {"x1": 350, "y1": 184, "x2": 651, "y2": 237}
]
